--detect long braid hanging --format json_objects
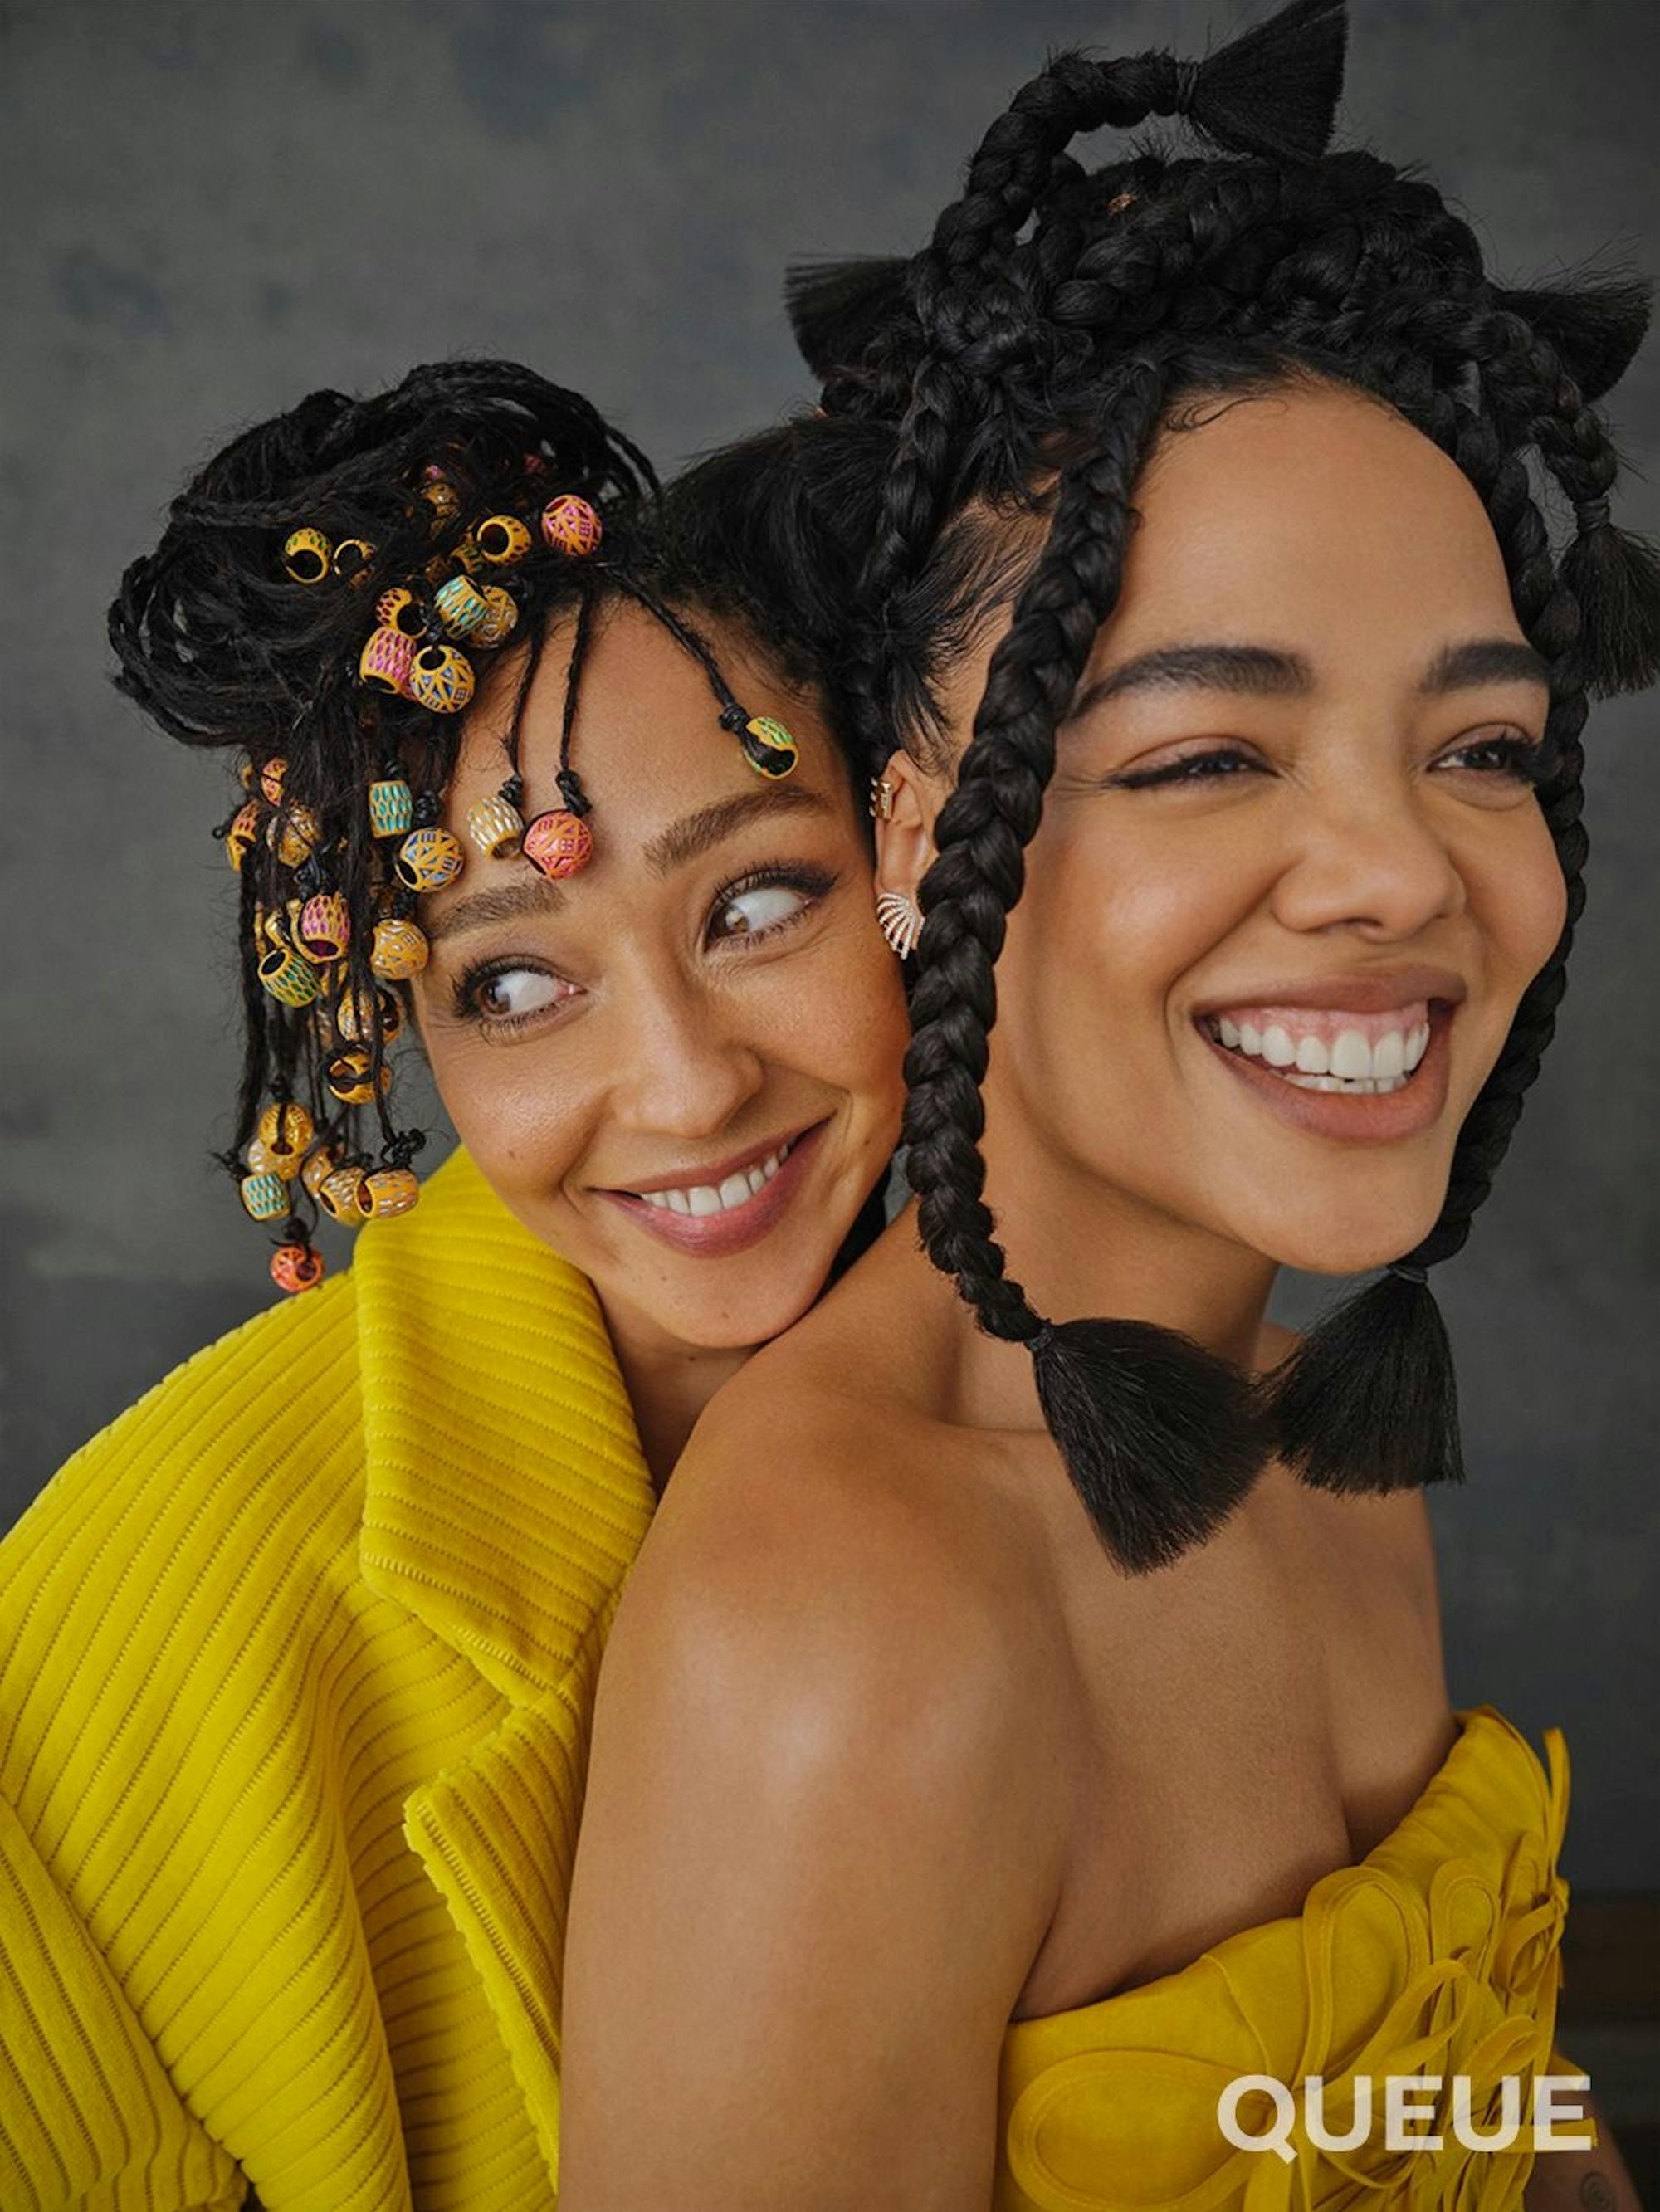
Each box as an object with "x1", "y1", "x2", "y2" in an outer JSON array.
[{"x1": 796, "y1": 0, "x2": 1658, "y2": 1568}]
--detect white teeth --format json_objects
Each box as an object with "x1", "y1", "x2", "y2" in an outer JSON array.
[
  {"x1": 1218, "y1": 1014, "x2": 1241, "y2": 1048},
  {"x1": 632, "y1": 1140, "x2": 793, "y2": 1218},
  {"x1": 1260, "y1": 1024, "x2": 1297, "y2": 1067},
  {"x1": 1294, "y1": 1033, "x2": 1331, "y2": 1075},
  {"x1": 1203, "y1": 1012, "x2": 1438, "y2": 1095},
  {"x1": 1239, "y1": 1020, "x2": 1263, "y2": 1057}
]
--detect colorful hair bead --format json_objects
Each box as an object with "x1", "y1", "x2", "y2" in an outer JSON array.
[
  {"x1": 260, "y1": 757, "x2": 289, "y2": 805},
  {"x1": 300, "y1": 1143, "x2": 342, "y2": 1199},
  {"x1": 420, "y1": 475, "x2": 461, "y2": 528},
  {"x1": 282, "y1": 528, "x2": 332, "y2": 584},
  {"x1": 271, "y1": 1243, "x2": 327, "y2": 1294},
  {"x1": 433, "y1": 574, "x2": 489, "y2": 640},
  {"x1": 326, "y1": 1048, "x2": 391, "y2": 1106},
  {"x1": 540, "y1": 494, "x2": 603, "y2": 557},
  {"x1": 359, "y1": 626, "x2": 416, "y2": 695},
  {"x1": 407, "y1": 644, "x2": 476, "y2": 715},
  {"x1": 375, "y1": 586, "x2": 426, "y2": 637},
  {"x1": 255, "y1": 1101, "x2": 315, "y2": 1172},
  {"x1": 358, "y1": 1167, "x2": 421, "y2": 1221},
  {"x1": 367, "y1": 775, "x2": 414, "y2": 838},
  {"x1": 472, "y1": 584, "x2": 519, "y2": 647},
  {"x1": 394, "y1": 824, "x2": 466, "y2": 891},
  {"x1": 332, "y1": 537, "x2": 375, "y2": 581},
  {"x1": 466, "y1": 793, "x2": 525, "y2": 858},
  {"x1": 268, "y1": 803, "x2": 322, "y2": 867},
  {"x1": 258, "y1": 945, "x2": 323, "y2": 1007},
  {"x1": 523, "y1": 808, "x2": 594, "y2": 881},
  {"x1": 476, "y1": 514, "x2": 532, "y2": 565},
  {"x1": 452, "y1": 537, "x2": 488, "y2": 577},
  {"x1": 739, "y1": 715, "x2": 799, "y2": 779},
  {"x1": 334, "y1": 980, "x2": 403, "y2": 1045},
  {"x1": 316, "y1": 1163, "x2": 367, "y2": 1222},
  {"x1": 240, "y1": 1169, "x2": 289, "y2": 1221},
  {"x1": 297, "y1": 892, "x2": 350, "y2": 963},
  {"x1": 225, "y1": 798, "x2": 261, "y2": 870},
  {"x1": 370, "y1": 916, "x2": 429, "y2": 979}
]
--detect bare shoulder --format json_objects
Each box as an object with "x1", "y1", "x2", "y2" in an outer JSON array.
[{"x1": 560, "y1": 1360, "x2": 1061, "y2": 2208}]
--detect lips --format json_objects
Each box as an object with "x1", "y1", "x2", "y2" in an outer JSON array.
[
  {"x1": 593, "y1": 1120, "x2": 831, "y2": 1259},
  {"x1": 1194, "y1": 999, "x2": 1458, "y2": 1142}
]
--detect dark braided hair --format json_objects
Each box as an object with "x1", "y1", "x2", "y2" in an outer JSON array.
[
  {"x1": 107, "y1": 359, "x2": 862, "y2": 1287},
  {"x1": 769, "y1": 0, "x2": 1658, "y2": 1571}
]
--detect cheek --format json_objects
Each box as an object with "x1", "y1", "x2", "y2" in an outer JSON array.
[{"x1": 422, "y1": 1026, "x2": 594, "y2": 1195}]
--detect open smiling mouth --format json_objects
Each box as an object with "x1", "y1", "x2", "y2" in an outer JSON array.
[
  {"x1": 596, "y1": 1120, "x2": 832, "y2": 1257},
  {"x1": 1197, "y1": 1006, "x2": 1435, "y2": 1094}
]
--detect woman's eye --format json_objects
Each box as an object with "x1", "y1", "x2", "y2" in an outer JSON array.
[
  {"x1": 1436, "y1": 730, "x2": 1556, "y2": 785},
  {"x1": 706, "y1": 867, "x2": 835, "y2": 946},
  {"x1": 456, "y1": 964, "x2": 575, "y2": 1028},
  {"x1": 1111, "y1": 747, "x2": 1262, "y2": 789}
]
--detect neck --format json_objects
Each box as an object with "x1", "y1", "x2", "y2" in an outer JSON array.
[{"x1": 595, "y1": 1295, "x2": 753, "y2": 1496}]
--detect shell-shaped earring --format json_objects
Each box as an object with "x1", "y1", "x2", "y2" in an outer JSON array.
[{"x1": 875, "y1": 888, "x2": 922, "y2": 960}]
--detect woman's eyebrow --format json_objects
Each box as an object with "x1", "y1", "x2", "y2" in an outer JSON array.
[
  {"x1": 642, "y1": 783, "x2": 833, "y2": 876},
  {"x1": 426, "y1": 877, "x2": 565, "y2": 946},
  {"x1": 1063, "y1": 637, "x2": 1553, "y2": 722}
]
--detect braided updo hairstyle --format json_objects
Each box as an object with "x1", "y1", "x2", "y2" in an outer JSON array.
[
  {"x1": 774, "y1": 0, "x2": 1660, "y2": 1571},
  {"x1": 109, "y1": 359, "x2": 839, "y2": 1290}
]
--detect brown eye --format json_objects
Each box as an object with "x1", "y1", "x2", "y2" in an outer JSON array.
[{"x1": 711, "y1": 883, "x2": 811, "y2": 940}]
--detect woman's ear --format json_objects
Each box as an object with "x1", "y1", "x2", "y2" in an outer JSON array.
[{"x1": 872, "y1": 750, "x2": 946, "y2": 901}]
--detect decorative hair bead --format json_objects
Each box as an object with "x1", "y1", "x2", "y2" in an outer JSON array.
[
  {"x1": 334, "y1": 979, "x2": 403, "y2": 1045},
  {"x1": 296, "y1": 891, "x2": 350, "y2": 963},
  {"x1": 420, "y1": 473, "x2": 461, "y2": 528},
  {"x1": 225, "y1": 798, "x2": 261, "y2": 870},
  {"x1": 472, "y1": 584, "x2": 519, "y2": 647},
  {"x1": 367, "y1": 775, "x2": 414, "y2": 838},
  {"x1": 281, "y1": 528, "x2": 332, "y2": 584},
  {"x1": 407, "y1": 643, "x2": 476, "y2": 714},
  {"x1": 256, "y1": 1099, "x2": 315, "y2": 1163},
  {"x1": 332, "y1": 538, "x2": 374, "y2": 583},
  {"x1": 260, "y1": 757, "x2": 289, "y2": 805},
  {"x1": 257, "y1": 945, "x2": 323, "y2": 1007},
  {"x1": 540, "y1": 494, "x2": 603, "y2": 557},
  {"x1": 316, "y1": 1163, "x2": 368, "y2": 1222},
  {"x1": 466, "y1": 792, "x2": 525, "y2": 857},
  {"x1": 375, "y1": 586, "x2": 426, "y2": 637},
  {"x1": 394, "y1": 824, "x2": 466, "y2": 891},
  {"x1": 239, "y1": 1169, "x2": 289, "y2": 1221},
  {"x1": 326, "y1": 1047, "x2": 392, "y2": 1106},
  {"x1": 359, "y1": 627, "x2": 416, "y2": 695},
  {"x1": 523, "y1": 808, "x2": 594, "y2": 880},
  {"x1": 300, "y1": 1143, "x2": 342, "y2": 1199},
  {"x1": 271, "y1": 1242, "x2": 326, "y2": 1294},
  {"x1": 476, "y1": 514, "x2": 532, "y2": 565},
  {"x1": 433, "y1": 574, "x2": 490, "y2": 640},
  {"x1": 738, "y1": 715, "x2": 799, "y2": 779},
  {"x1": 358, "y1": 1166, "x2": 421, "y2": 1220},
  {"x1": 268, "y1": 803, "x2": 322, "y2": 867},
  {"x1": 370, "y1": 915, "x2": 429, "y2": 979},
  {"x1": 452, "y1": 537, "x2": 488, "y2": 577}
]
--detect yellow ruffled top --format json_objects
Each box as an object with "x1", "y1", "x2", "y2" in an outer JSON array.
[{"x1": 995, "y1": 1704, "x2": 1572, "y2": 2212}]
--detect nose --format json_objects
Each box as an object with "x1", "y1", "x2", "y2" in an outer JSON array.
[
  {"x1": 604, "y1": 971, "x2": 768, "y2": 1141},
  {"x1": 1270, "y1": 769, "x2": 1467, "y2": 940}
]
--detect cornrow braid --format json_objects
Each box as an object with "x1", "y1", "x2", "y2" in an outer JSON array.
[{"x1": 775, "y1": 0, "x2": 1659, "y2": 1570}]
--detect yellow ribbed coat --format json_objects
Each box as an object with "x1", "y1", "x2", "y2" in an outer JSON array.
[{"x1": 0, "y1": 1148, "x2": 656, "y2": 2211}]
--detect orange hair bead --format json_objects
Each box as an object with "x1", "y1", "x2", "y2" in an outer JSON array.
[
  {"x1": 260, "y1": 756, "x2": 289, "y2": 805},
  {"x1": 540, "y1": 494, "x2": 602, "y2": 556},
  {"x1": 522, "y1": 808, "x2": 593, "y2": 881},
  {"x1": 271, "y1": 1243, "x2": 326, "y2": 1294}
]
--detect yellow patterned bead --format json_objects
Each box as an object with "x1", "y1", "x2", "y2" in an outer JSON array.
[
  {"x1": 258, "y1": 946, "x2": 322, "y2": 1007},
  {"x1": 297, "y1": 892, "x2": 350, "y2": 963},
  {"x1": 395, "y1": 825, "x2": 466, "y2": 891},
  {"x1": 316, "y1": 1164, "x2": 367, "y2": 1222},
  {"x1": 359, "y1": 1167, "x2": 421, "y2": 1220},
  {"x1": 433, "y1": 574, "x2": 489, "y2": 640},
  {"x1": 359, "y1": 626, "x2": 415, "y2": 695},
  {"x1": 331, "y1": 537, "x2": 374, "y2": 583},
  {"x1": 325, "y1": 1048, "x2": 391, "y2": 1106},
  {"x1": 420, "y1": 475, "x2": 461, "y2": 528},
  {"x1": 370, "y1": 917, "x2": 429, "y2": 979},
  {"x1": 256, "y1": 1101, "x2": 315, "y2": 1157},
  {"x1": 452, "y1": 537, "x2": 487, "y2": 576},
  {"x1": 407, "y1": 644, "x2": 476, "y2": 715},
  {"x1": 225, "y1": 799, "x2": 261, "y2": 871},
  {"x1": 472, "y1": 584, "x2": 519, "y2": 647},
  {"x1": 475, "y1": 515, "x2": 531, "y2": 565},
  {"x1": 334, "y1": 981, "x2": 403, "y2": 1046},
  {"x1": 268, "y1": 803, "x2": 322, "y2": 867},
  {"x1": 367, "y1": 777, "x2": 414, "y2": 838},
  {"x1": 260, "y1": 756, "x2": 289, "y2": 805},
  {"x1": 740, "y1": 715, "x2": 799, "y2": 779},
  {"x1": 300, "y1": 1144, "x2": 342, "y2": 1200},
  {"x1": 465, "y1": 793, "x2": 525, "y2": 858},
  {"x1": 375, "y1": 586, "x2": 425, "y2": 637},
  {"x1": 281, "y1": 528, "x2": 331, "y2": 584},
  {"x1": 239, "y1": 1169, "x2": 289, "y2": 1221}
]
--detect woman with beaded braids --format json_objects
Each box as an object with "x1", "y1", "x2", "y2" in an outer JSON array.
[
  {"x1": 0, "y1": 362, "x2": 911, "y2": 2206},
  {"x1": 556, "y1": 2, "x2": 1652, "y2": 2204}
]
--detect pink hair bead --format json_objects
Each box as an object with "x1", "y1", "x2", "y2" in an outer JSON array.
[
  {"x1": 523, "y1": 808, "x2": 594, "y2": 881},
  {"x1": 360, "y1": 626, "x2": 416, "y2": 695},
  {"x1": 540, "y1": 494, "x2": 603, "y2": 557},
  {"x1": 297, "y1": 892, "x2": 350, "y2": 964}
]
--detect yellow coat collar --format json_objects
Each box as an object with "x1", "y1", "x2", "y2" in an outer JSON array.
[{"x1": 353, "y1": 1144, "x2": 657, "y2": 1704}]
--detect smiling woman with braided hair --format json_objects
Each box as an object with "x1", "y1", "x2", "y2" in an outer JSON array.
[{"x1": 555, "y1": 2, "x2": 1654, "y2": 2205}]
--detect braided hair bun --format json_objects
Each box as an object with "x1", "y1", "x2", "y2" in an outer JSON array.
[{"x1": 780, "y1": 0, "x2": 1658, "y2": 1570}]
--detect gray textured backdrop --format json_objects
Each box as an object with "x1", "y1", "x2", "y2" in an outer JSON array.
[{"x1": 2, "y1": 0, "x2": 1656, "y2": 1887}]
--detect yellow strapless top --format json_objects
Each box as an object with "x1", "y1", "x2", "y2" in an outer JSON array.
[{"x1": 995, "y1": 1704, "x2": 1570, "y2": 2211}]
